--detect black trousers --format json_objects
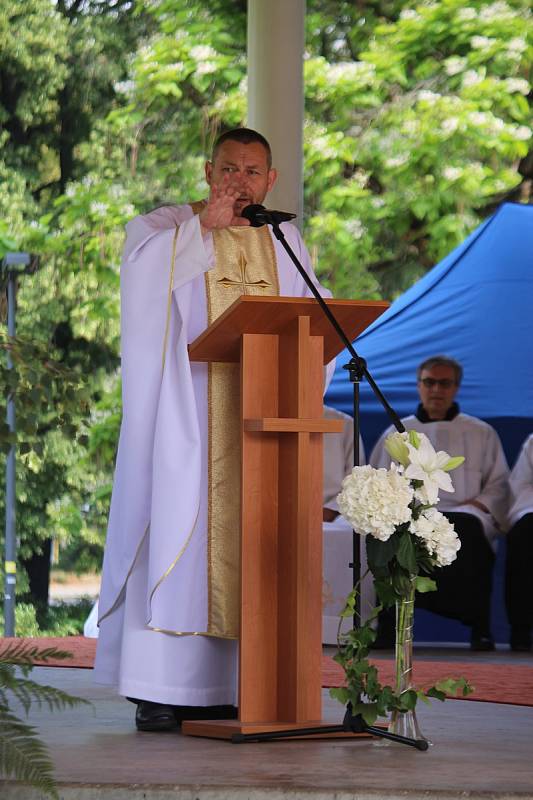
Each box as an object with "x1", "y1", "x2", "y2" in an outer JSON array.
[
  {"x1": 416, "y1": 512, "x2": 495, "y2": 633},
  {"x1": 505, "y1": 513, "x2": 533, "y2": 631}
]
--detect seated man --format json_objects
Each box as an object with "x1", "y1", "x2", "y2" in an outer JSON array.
[
  {"x1": 370, "y1": 355, "x2": 509, "y2": 650},
  {"x1": 322, "y1": 406, "x2": 374, "y2": 643},
  {"x1": 505, "y1": 433, "x2": 533, "y2": 652}
]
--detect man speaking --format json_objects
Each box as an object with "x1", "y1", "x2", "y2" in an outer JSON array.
[{"x1": 94, "y1": 128, "x2": 333, "y2": 731}]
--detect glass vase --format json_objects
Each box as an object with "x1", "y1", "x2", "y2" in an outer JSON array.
[{"x1": 388, "y1": 578, "x2": 429, "y2": 743}]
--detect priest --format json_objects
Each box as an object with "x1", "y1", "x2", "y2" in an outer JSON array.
[
  {"x1": 370, "y1": 355, "x2": 509, "y2": 651},
  {"x1": 93, "y1": 128, "x2": 334, "y2": 731}
]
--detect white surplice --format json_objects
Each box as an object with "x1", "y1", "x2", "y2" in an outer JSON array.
[
  {"x1": 369, "y1": 412, "x2": 510, "y2": 548},
  {"x1": 94, "y1": 204, "x2": 333, "y2": 705},
  {"x1": 508, "y1": 433, "x2": 533, "y2": 527}
]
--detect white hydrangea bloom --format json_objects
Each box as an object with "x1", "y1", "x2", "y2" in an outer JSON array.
[
  {"x1": 410, "y1": 508, "x2": 461, "y2": 567},
  {"x1": 337, "y1": 465, "x2": 414, "y2": 542}
]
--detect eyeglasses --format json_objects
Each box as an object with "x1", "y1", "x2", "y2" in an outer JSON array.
[{"x1": 419, "y1": 378, "x2": 456, "y2": 389}]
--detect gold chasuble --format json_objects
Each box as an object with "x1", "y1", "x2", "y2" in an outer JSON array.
[{"x1": 205, "y1": 226, "x2": 279, "y2": 637}]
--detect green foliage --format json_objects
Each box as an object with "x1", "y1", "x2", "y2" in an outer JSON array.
[
  {"x1": 305, "y1": 0, "x2": 532, "y2": 298},
  {"x1": 1, "y1": 599, "x2": 95, "y2": 638},
  {"x1": 331, "y1": 583, "x2": 473, "y2": 724},
  {"x1": 0, "y1": 641, "x2": 91, "y2": 798}
]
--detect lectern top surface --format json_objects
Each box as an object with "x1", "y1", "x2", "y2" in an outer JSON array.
[{"x1": 188, "y1": 296, "x2": 388, "y2": 364}]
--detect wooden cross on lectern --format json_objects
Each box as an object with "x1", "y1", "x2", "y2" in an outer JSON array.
[{"x1": 218, "y1": 252, "x2": 271, "y2": 293}]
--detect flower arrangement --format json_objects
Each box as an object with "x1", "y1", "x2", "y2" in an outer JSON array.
[{"x1": 331, "y1": 429, "x2": 472, "y2": 739}]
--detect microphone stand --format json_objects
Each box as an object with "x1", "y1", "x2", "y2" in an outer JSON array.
[{"x1": 232, "y1": 217, "x2": 428, "y2": 750}]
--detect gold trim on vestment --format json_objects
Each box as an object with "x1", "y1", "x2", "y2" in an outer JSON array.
[
  {"x1": 146, "y1": 626, "x2": 236, "y2": 639},
  {"x1": 205, "y1": 226, "x2": 279, "y2": 637},
  {"x1": 161, "y1": 226, "x2": 180, "y2": 372},
  {"x1": 97, "y1": 522, "x2": 150, "y2": 626},
  {"x1": 147, "y1": 504, "x2": 200, "y2": 622}
]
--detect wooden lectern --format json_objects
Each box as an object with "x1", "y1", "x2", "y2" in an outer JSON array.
[{"x1": 184, "y1": 296, "x2": 387, "y2": 739}]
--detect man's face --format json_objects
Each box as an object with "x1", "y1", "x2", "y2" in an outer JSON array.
[
  {"x1": 417, "y1": 365, "x2": 459, "y2": 420},
  {"x1": 205, "y1": 139, "x2": 277, "y2": 217}
]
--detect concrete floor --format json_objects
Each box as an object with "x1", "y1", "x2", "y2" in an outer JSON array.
[{"x1": 2, "y1": 649, "x2": 533, "y2": 800}]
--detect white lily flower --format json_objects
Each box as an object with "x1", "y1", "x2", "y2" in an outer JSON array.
[
  {"x1": 384, "y1": 431, "x2": 410, "y2": 466},
  {"x1": 404, "y1": 433, "x2": 454, "y2": 504}
]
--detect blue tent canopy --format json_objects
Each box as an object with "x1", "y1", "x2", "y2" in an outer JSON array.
[{"x1": 326, "y1": 202, "x2": 533, "y2": 466}]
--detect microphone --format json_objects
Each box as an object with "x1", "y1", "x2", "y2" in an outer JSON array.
[{"x1": 241, "y1": 204, "x2": 297, "y2": 227}]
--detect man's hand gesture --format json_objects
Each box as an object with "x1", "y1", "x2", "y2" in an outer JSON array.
[{"x1": 199, "y1": 176, "x2": 250, "y2": 232}]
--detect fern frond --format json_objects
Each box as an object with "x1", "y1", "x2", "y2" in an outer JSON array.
[
  {"x1": 0, "y1": 641, "x2": 92, "y2": 798},
  {"x1": 6, "y1": 678, "x2": 91, "y2": 714},
  {"x1": 0, "y1": 708, "x2": 58, "y2": 799},
  {"x1": 0, "y1": 643, "x2": 73, "y2": 670}
]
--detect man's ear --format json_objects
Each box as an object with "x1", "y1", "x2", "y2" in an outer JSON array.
[
  {"x1": 205, "y1": 160, "x2": 213, "y2": 186},
  {"x1": 266, "y1": 168, "x2": 277, "y2": 194}
]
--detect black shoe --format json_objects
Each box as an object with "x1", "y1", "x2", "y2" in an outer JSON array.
[
  {"x1": 173, "y1": 704, "x2": 238, "y2": 724},
  {"x1": 470, "y1": 630, "x2": 495, "y2": 651},
  {"x1": 510, "y1": 627, "x2": 532, "y2": 652},
  {"x1": 135, "y1": 701, "x2": 178, "y2": 732}
]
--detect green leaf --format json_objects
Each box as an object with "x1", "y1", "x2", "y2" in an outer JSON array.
[
  {"x1": 426, "y1": 687, "x2": 446, "y2": 702},
  {"x1": 396, "y1": 531, "x2": 418, "y2": 574},
  {"x1": 443, "y1": 456, "x2": 465, "y2": 471},
  {"x1": 367, "y1": 533, "x2": 399, "y2": 573},
  {"x1": 329, "y1": 687, "x2": 350, "y2": 705},
  {"x1": 415, "y1": 576, "x2": 437, "y2": 594},
  {"x1": 352, "y1": 702, "x2": 379, "y2": 726},
  {"x1": 434, "y1": 677, "x2": 474, "y2": 697},
  {"x1": 399, "y1": 689, "x2": 418, "y2": 710}
]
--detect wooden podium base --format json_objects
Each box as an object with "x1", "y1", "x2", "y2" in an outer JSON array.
[{"x1": 181, "y1": 718, "x2": 377, "y2": 741}]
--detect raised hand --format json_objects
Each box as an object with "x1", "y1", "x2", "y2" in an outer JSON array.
[{"x1": 199, "y1": 175, "x2": 250, "y2": 231}]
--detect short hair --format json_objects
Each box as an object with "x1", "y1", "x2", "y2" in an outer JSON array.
[
  {"x1": 417, "y1": 355, "x2": 463, "y2": 385},
  {"x1": 211, "y1": 127, "x2": 272, "y2": 168}
]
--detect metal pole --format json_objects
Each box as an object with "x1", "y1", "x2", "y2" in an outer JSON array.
[{"x1": 4, "y1": 272, "x2": 16, "y2": 635}]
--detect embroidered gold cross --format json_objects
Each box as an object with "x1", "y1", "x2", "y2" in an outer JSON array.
[{"x1": 218, "y1": 252, "x2": 271, "y2": 293}]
